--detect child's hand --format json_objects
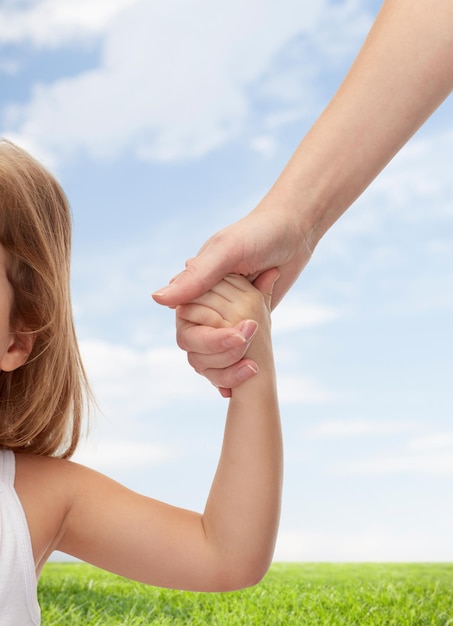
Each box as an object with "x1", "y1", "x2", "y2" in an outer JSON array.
[
  {"x1": 176, "y1": 269, "x2": 279, "y2": 391},
  {"x1": 177, "y1": 268, "x2": 279, "y2": 334}
]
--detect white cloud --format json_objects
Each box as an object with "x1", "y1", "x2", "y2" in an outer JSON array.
[
  {"x1": 323, "y1": 428, "x2": 453, "y2": 475},
  {"x1": 308, "y1": 124, "x2": 453, "y2": 320},
  {"x1": 272, "y1": 299, "x2": 340, "y2": 332},
  {"x1": 72, "y1": 439, "x2": 176, "y2": 473},
  {"x1": 72, "y1": 243, "x2": 170, "y2": 318},
  {"x1": 0, "y1": 0, "x2": 139, "y2": 46},
  {"x1": 275, "y1": 527, "x2": 453, "y2": 561},
  {"x1": 337, "y1": 453, "x2": 453, "y2": 476},
  {"x1": 0, "y1": 132, "x2": 58, "y2": 170},
  {"x1": 408, "y1": 432, "x2": 453, "y2": 451},
  {"x1": 80, "y1": 338, "x2": 207, "y2": 419},
  {"x1": 304, "y1": 0, "x2": 374, "y2": 66},
  {"x1": 1, "y1": 0, "x2": 373, "y2": 164},
  {"x1": 373, "y1": 129, "x2": 453, "y2": 220},
  {"x1": 249, "y1": 135, "x2": 276, "y2": 158},
  {"x1": 362, "y1": 129, "x2": 453, "y2": 233},
  {"x1": 277, "y1": 375, "x2": 332, "y2": 405},
  {"x1": 302, "y1": 418, "x2": 419, "y2": 440},
  {"x1": 319, "y1": 127, "x2": 453, "y2": 269}
]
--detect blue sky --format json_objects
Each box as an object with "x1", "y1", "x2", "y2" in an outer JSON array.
[{"x1": 1, "y1": 0, "x2": 452, "y2": 562}]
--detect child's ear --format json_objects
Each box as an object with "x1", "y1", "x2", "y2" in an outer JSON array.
[{"x1": 0, "y1": 332, "x2": 34, "y2": 372}]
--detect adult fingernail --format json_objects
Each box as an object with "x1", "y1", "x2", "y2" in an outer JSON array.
[
  {"x1": 238, "y1": 320, "x2": 258, "y2": 342},
  {"x1": 237, "y1": 363, "x2": 259, "y2": 380},
  {"x1": 152, "y1": 284, "x2": 175, "y2": 298},
  {"x1": 222, "y1": 333, "x2": 247, "y2": 349}
]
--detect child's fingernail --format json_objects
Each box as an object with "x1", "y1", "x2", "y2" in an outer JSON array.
[{"x1": 237, "y1": 363, "x2": 259, "y2": 380}]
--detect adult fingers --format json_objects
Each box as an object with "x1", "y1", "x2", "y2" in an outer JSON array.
[
  {"x1": 252, "y1": 268, "x2": 280, "y2": 309},
  {"x1": 187, "y1": 344, "x2": 256, "y2": 371},
  {"x1": 152, "y1": 230, "x2": 240, "y2": 307},
  {"x1": 201, "y1": 358, "x2": 260, "y2": 392},
  {"x1": 176, "y1": 317, "x2": 257, "y2": 354}
]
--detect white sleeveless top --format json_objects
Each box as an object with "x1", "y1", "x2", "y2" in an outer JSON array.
[{"x1": 0, "y1": 449, "x2": 41, "y2": 625}]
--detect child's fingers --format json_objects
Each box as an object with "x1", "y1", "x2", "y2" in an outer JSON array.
[
  {"x1": 177, "y1": 303, "x2": 228, "y2": 329},
  {"x1": 200, "y1": 358, "x2": 260, "y2": 391},
  {"x1": 183, "y1": 273, "x2": 267, "y2": 326},
  {"x1": 185, "y1": 279, "x2": 248, "y2": 323},
  {"x1": 204, "y1": 274, "x2": 253, "y2": 302}
]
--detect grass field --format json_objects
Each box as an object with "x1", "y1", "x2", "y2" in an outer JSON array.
[{"x1": 38, "y1": 562, "x2": 453, "y2": 625}]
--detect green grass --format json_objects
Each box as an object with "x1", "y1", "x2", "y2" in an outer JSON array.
[{"x1": 38, "y1": 562, "x2": 453, "y2": 625}]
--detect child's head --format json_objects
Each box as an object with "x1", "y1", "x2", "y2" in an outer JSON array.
[{"x1": 0, "y1": 139, "x2": 89, "y2": 458}]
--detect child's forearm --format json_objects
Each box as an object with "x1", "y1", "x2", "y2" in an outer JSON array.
[{"x1": 201, "y1": 336, "x2": 282, "y2": 590}]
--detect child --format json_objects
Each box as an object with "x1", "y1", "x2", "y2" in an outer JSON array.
[{"x1": 0, "y1": 139, "x2": 282, "y2": 625}]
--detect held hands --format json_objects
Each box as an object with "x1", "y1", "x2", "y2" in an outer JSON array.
[
  {"x1": 153, "y1": 200, "x2": 311, "y2": 395},
  {"x1": 154, "y1": 202, "x2": 310, "y2": 309},
  {"x1": 177, "y1": 269, "x2": 280, "y2": 397}
]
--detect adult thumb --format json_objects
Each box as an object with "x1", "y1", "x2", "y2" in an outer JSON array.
[
  {"x1": 252, "y1": 268, "x2": 280, "y2": 308},
  {"x1": 152, "y1": 244, "x2": 232, "y2": 307}
]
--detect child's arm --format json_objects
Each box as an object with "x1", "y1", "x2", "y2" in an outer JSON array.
[
  {"x1": 178, "y1": 269, "x2": 282, "y2": 588},
  {"x1": 15, "y1": 270, "x2": 282, "y2": 591}
]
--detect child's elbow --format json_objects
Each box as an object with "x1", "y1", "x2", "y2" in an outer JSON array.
[{"x1": 209, "y1": 555, "x2": 272, "y2": 592}]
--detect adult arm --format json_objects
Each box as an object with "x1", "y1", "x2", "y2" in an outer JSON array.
[
  {"x1": 154, "y1": 0, "x2": 453, "y2": 308},
  {"x1": 153, "y1": 0, "x2": 453, "y2": 392}
]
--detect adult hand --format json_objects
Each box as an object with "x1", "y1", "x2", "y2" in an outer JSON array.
[
  {"x1": 154, "y1": 0, "x2": 453, "y2": 395},
  {"x1": 153, "y1": 199, "x2": 312, "y2": 310},
  {"x1": 153, "y1": 200, "x2": 312, "y2": 396}
]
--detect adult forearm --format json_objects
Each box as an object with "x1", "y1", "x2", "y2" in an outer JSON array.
[{"x1": 263, "y1": 0, "x2": 453, "y2": 252}]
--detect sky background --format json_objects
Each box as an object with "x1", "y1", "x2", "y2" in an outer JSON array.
[{"x1": 1, "y1": 0, "x2": 452, "y2": 563}]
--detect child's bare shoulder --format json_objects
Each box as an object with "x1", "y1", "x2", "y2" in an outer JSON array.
[{"x1": 15, "y1": 453, "x2": 81, "y2": 510}]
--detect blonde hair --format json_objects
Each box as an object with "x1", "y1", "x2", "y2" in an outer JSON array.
[{"x1": 0, "y1": 139, "x2": 91, "y2": 458}]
